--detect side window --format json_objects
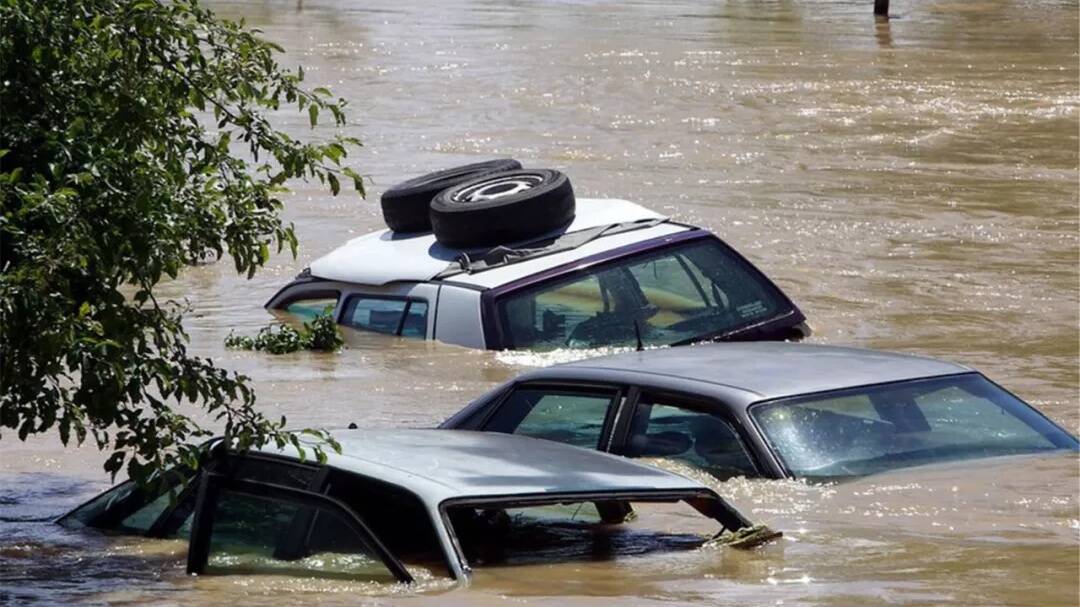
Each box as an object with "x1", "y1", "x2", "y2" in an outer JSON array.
[
  {"x1": 483, "y1": 388, "x2": 617, "y2": 449},
  {"x1": 198, "y1": 485, "x2": 399, "y2": 583},
  {"x1": 341, "y1": 296, "x2": 428, "y2": 339},
  {"x1": 284, "y1": 296, "x2": 338, "y2": 322},
  {"x1": 344, "y1": 298, "x2": 408, "y2": 334},
  {"x1": 625, "y1": 398, "x2": 757, "y2": 480}
]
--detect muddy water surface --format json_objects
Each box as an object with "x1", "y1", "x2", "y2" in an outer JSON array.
[{"x1": 2, "y1": 0, "x2": 1077, "y2": 604}]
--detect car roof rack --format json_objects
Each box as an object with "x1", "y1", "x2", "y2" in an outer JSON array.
[{"x1": 434, "y1": 217, "x2": 669, "y2": 279}]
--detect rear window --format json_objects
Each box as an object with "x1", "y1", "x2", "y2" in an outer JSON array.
[
  {"x1": 751, "y1": 374, "x2": 1077, "y2": 480},
  {"x1": 494, "y1": 238, "x2": 793, "y2": 350}
]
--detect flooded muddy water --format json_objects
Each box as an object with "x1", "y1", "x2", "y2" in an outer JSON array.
[{"x1": 2, "y1": 0, "x2": 1077, "y2": 604}]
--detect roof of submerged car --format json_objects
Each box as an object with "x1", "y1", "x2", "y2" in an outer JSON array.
[
  {"x1": 521, "y1": 342, "x2": 973, "y2": 408},
  {"x1": 308, "y1": 198, "x2": 689, "y2": 288},
  {"x1": 268, "y1": 429, "x2": 709, "y2": 505}
]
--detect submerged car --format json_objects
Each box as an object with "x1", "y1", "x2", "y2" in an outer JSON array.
[
  {"x1": 59, "y1": 429, "x2": 771, "y2": 585},
  {"x1": 266, "y1": 162, "x2": 808, "y2": 350},
  {"x1": 441, "y1": 343, "x2": 1077, "y2": 481}
]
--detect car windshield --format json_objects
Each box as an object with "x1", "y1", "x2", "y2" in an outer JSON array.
[
  {"x1": 495, "y1": 238, "x2": 794, "y2": 350},
  {"x1": 751, "y1": 374, "x2": 1077, "y2": 480}
]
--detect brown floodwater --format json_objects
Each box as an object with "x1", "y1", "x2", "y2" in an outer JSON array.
[{"x1": 2, "y1": 0, "x2": 1077, "y2": 604}]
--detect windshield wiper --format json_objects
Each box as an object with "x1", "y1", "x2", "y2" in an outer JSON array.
[{"x1": 668, "y1": 310, "x2": 795, "y2": 347}]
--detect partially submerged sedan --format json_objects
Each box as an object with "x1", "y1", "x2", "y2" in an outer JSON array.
[
  {"x1": 59, "y1": 430, "x2": 770, "y2": 585},
  {"x1": 441, "y1": 343, "x2": 1077, "y2": 481},
  {"x1": 267, "y1": 171, "x2": 808, "y2": 351}
]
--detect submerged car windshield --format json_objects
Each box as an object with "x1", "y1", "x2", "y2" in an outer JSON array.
[
  {"x1": 495, "y1": 238, "x2": 794, "y2": 350},
  {"x1": 751, "y1": 374, "x2": 1077, "y2": 480}
]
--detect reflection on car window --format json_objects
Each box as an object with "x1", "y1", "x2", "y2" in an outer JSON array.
[
  {"x1": 285, "y1": 297, "x2": 338, "y2": 322},
  {"x1": 484, "y1": 389, "x2": 614, "y2": 449},
  {"x1": 627, "y1": 401, "x2": 757, "y2": 480},
  {"x1": 752, "y1": 374, "x2": 1076, "y2": 479},
  {"x1": 57, "y1": 481, "x2": 139, "y2": 531},
  {"x1": 324, "y1": 469, "x2": 447, "y2": 574},
  {"x1": 120, "y1": 489, "x2": 192, "y2": 537},
  {"x1": 496, "y1": 239, "x2": 789, "y2": 350},
  {"x1": 204, "y1": 488, "x2": 397, "y2": 582},
  {"x1": 341, "y1": 296, "x2": 428, "y2": 339},
  {"x1": 400, "y1": 301, "x2": 428, "y2": 338},
  {"x1": 58, "y1": 470, "x2": 197, "y2": 537}
]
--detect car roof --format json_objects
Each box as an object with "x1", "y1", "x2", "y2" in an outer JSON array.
[
  {"x1": 519, "y1": 342, "x2": 974, "y2": 408},
  {"x1": 270, "y1": 429, "x2": 710, "y2": 505},
  {"x1": 308, "y1": 198, "x2": 688, "y2": 288}
]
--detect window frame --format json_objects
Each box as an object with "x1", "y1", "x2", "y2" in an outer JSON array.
[
  {"x1": 339, "y1": 293, "x2": 430, "y2": 339},
  {"x1": 185, "y1": 471, "x2": 414, "y2": 583},
  {"x1": 481, "y1": 230, "x2": 804, "y2": 350},
  {"x1": 437, "y1": 488, "x2": 750, "y2": 575},
  {"x1": 265, "y1": 276, "x2": 341, "y2": 312},
  {"x1": 475, "y1": 381, "x2": 627, "y2": 452},
  {"x1": 610, "y1": 389, "x2": 764, "y2": 479}
]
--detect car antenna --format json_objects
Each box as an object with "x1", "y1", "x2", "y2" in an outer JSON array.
[{"x1": 633, "y1": 319, "x2": 644, "y2": 352}]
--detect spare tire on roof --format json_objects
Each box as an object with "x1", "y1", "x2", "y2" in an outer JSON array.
[
  {"x1": 430, "y1": 168, "x2": 576, "y2": 248},
  {"x1": 380, "y1": 158, "x2": 522, "y2": 233}
]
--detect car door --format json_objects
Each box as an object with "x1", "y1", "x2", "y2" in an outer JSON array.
[
  {"x1": 611, "y1": 392, "x2": 762, "y2": 481},
  {"x1": 185, "y1": 455, "x2": 413, "y2": 583},
  {"x1": 59, "y1": 451, "x2": 414, "y2": 583},
  {"x1": 476, "y1": 383, "x2": 626, "y2": 451}
]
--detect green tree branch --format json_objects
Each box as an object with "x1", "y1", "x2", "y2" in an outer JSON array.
[{"x1": 0, "y1": 0, "x2": 353, "y2": 484}]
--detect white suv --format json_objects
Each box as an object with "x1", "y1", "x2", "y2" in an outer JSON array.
[{"x1": 266, "y1": 162, "x2": 809, "y2": 350}]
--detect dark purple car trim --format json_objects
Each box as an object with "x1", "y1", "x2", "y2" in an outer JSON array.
[{"x1": 479, "y1": 229, "x2": 806, "y2": 350}]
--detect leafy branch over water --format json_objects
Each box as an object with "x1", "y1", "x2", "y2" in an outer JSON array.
[
  {"x1": 0, "y1": 0, "x2": 358, "y2": 484},
  {"x1": 226, "y1": 312, "x2": 344, "y2": 354}
]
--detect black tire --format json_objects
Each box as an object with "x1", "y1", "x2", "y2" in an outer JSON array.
[
  {"x1": 430, "y1": 169, "x2": 576, "y2": 248},
  {"x1": 380, "y1": 159, "x2": 522, "y2": 233}
]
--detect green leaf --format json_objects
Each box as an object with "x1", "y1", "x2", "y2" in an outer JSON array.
[
  {"x1": 103, "y1": 452, "x2": 126, "y2": 478},
  {"x1": 2, "y1": 0, "x2": 362, "y2": 488}
]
